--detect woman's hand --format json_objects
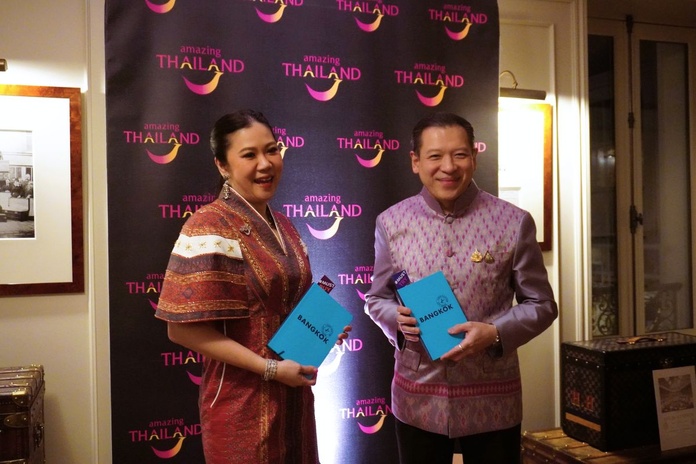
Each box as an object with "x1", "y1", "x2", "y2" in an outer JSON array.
[
  {"x1": 335, "y1": 325, "x2": 353, "y2": 345},
  {"x1": 167, "y1": 321, "x2": 317, "y2": 386},
  {"x1": 397, "y1": 305, "x2": 420, "y2": 342},
  {"x1": 274, "y1": 359, "x2": 318, "y2": 387}
]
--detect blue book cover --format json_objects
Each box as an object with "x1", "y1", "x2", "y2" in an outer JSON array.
[
  {"x1": 267, "y1": 282, "x2": 353, "y2": 368},
  {"x1": 395, "y1": 270, "x2": 468, "y2": 361}
]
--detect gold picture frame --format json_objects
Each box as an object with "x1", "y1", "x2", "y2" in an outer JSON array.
[
  {"x1": 0, "y1": 85, "x2": 84, "y2": 295},
  {"x1": 498, "y1": 101, "x2": 553, "y2": 251}
]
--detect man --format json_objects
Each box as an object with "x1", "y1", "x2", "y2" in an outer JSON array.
[{"x1": 365, "y1": 112, "x2": 558, "y2": 464}]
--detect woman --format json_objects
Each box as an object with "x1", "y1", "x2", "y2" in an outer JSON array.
[{"x1": 156, "y1": 109, "x2": 346, "y2": 463}]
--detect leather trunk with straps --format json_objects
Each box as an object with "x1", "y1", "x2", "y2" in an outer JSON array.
[
  {"x1": 561, "y1": 332, "x2": 696, "y2": 452},
  {"x1": 0, "y1": 365, "x2": 45, "y2": 464}
]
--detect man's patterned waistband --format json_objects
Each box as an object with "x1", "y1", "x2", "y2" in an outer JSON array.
[{"x1": 394, "y1": 371, "x2": 521, "y2": 398}]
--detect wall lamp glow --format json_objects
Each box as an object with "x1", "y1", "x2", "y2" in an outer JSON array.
[
  {"x1": 0, "y1": 59, "x2": 7, "y2": 72},
  {"x1": 499, "y1": 70, "x2": 546, "y2": 100}
]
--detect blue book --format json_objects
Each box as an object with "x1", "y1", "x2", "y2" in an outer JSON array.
[
  {"x1": 267, "y1": 278, "x2": 353, "y2": 368},
  {"x1": 394, "y1": 270, "x2": 468, "y2": 361}
]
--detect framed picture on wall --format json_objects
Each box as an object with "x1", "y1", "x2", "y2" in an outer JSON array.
[
  {"x1": 0, "y1": 85, "x2": 83, "y2": 295},
  {"x1": 498, "y1": 101, "x2": 553, "y2": 251}
]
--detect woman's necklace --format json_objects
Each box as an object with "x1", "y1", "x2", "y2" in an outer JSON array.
[
  {"x1": 264, "y1": 209, "x2": 286, "y2": 253},
  {"x1": 222, "y1": 183, "x2": 287, "y2": 253}
]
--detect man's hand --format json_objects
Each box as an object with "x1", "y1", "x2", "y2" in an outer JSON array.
[
  {"x1": 440, "y1": 321, "x2": 499, "y2": 361},
  {"x1": 397, "y1": 305, "x2": 420, "y2": 342}
]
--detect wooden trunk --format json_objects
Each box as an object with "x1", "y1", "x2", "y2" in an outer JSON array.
[
  {"x1": 0, "y1": 365, "x2": 45, "y2": 464},
  {"x1": 522, "y1": 428, "x2": 696, "y2": 463}
]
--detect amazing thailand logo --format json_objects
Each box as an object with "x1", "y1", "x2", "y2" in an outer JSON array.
[
  {"x1": 337, "y1": 129, "x2": 400, "y2": 168},
  {"x1": 340, "y1": 397, "x2": 392, "y2": 434},
  {"x1": 123, "y1": 122, "x2": 201, "y2": 165},
  {"x1": 335, "y1": 0, "x2": 400, "y2": 32},
  {"x1": 156, "y1": 45, "x2": 245, "y2": 95},
  {"x1": 428, "y1": 3, "x2": 489, "y2": 41},
  {"x1": 281, "y1": 193, "x2": 362, "y2": 240},
  {"x1": 282, "y1": 54, "x2": 361, "y2": 102},
  {"x1": 129, "y1": 417, "x2": 201, "y2": 459},
  {"x1": 394, "y1": 62, "x2": 464, "y2": 107}
]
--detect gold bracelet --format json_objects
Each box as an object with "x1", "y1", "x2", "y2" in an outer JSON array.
[
  {"x1": 263, "y1": 359, "x2": 278, "y2": 381},
  {"x1": 489, "y1": 323, "x2": 501, "y2": 347}
]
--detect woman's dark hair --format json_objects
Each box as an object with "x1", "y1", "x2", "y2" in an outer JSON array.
[
  {"x1": 410, "y1": 112, "x2": 475, "y2": 154},
  {"x1": 210, "y1": 109, "x2": 275, "y2": 164},
  {"x1": 210, "y1": 109, "x2": 275, "y2": 191}
]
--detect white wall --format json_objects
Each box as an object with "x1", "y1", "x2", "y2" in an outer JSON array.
[
  {"x1": 0, "y1": 1, "x2": 109, "y2": 463},
  {"x1": 499, "y1": 0, "x2": 589, "y2": 432},
  {"x1": 0, "y1": 1, "x2": 585, "y2": 462}
]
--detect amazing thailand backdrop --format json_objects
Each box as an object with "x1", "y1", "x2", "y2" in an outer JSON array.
[{"x1": 105, "y1": 1, "x2": 500, "y2": 462}]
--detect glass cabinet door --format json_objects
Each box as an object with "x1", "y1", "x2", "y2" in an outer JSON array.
[{"x1": 589, "y1": 20, "x2": 696, "y2": 337}]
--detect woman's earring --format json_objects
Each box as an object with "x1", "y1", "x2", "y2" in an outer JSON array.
[{"x1": 223, "y1": 176, "x2": 231, "y2": 200}]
